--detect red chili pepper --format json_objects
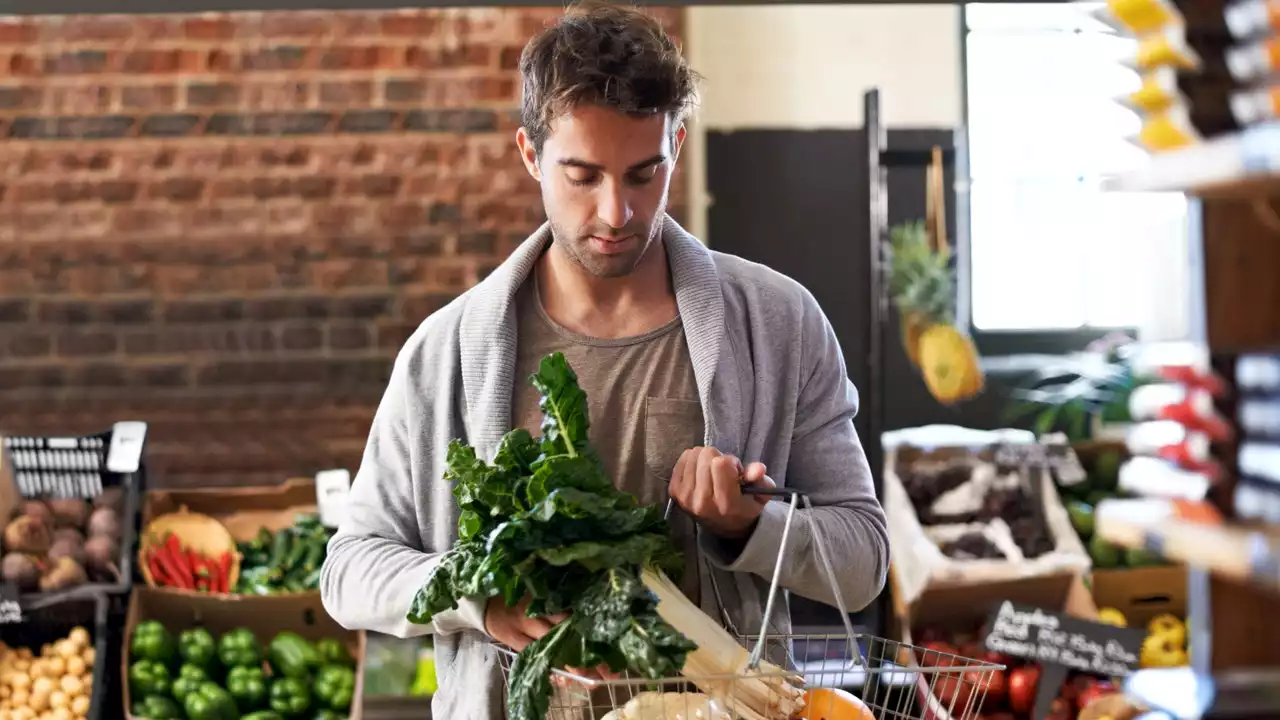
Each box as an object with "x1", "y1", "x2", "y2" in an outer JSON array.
[
  {"x1": 152, "y1": 541, "x2": 191, "y2": 589},
  {"x1": 147, "y1": 551, "x2": 169, "y2": 586},
  {"x1": 219, "y1": 551, "x2": 233, "y2": 593},
  {"x1": 165, "y1": 533, "x2": 192, "y2": 584},
  {"x1": 194, "y1": 554, "x2": 213, "y2": 592}
]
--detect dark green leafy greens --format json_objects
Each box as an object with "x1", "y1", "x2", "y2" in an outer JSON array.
[{"x1": 407, "y1": 352, "x2": 696, "y2": 720}]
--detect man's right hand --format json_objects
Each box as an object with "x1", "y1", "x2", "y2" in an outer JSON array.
[
  {"x1": 483, "y1": 595, "x2": 568, "y2": 652},
  {"x1": 484, "y1": 596, "x2": 617, "y2": 685}
]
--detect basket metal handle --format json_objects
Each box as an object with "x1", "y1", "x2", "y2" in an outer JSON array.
[{"x1": 667, "y1": 483, "x2": 866, "y2": 673}]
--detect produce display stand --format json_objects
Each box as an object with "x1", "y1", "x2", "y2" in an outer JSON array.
[
  {"x1": 0, "y1": 423, "x2": 147, "y2": 603},
  {"x1": 861, "y1": 86, "x2": 964, "y2": 644},
  {"x1": 1084, "y1": 7, "x2": 1280, "y2": 714},
  {"x1": 0, "y1": 590, "x2": 112, "y2": 720},
  {"x1": 122, "y1": 586, "x2": 368, "y2": 720},
  {"x1": 139, "y1": 477, "x2": 327, "y2": 596}
]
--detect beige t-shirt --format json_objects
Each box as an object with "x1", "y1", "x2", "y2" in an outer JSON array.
[{"x1": 511, "y1": 277, "x2": 704, "y2": 603}]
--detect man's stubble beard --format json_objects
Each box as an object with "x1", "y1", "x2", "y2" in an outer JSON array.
[{"x1": 545, "y1": 210, "x2": 666, "y2": 280}]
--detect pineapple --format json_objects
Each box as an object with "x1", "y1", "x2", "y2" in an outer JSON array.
[{"x1": 886, "y1": 221, "x2": 984, "y2": 405}]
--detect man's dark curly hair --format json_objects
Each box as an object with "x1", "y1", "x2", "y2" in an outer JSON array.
[{"x1": 518, "y1": 1, "x2": 699, "y2": 155}]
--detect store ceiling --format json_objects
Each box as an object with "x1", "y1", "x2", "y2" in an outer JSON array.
[{"x1": 2, "y1": 0, "x2": 1067, "y2": 16}]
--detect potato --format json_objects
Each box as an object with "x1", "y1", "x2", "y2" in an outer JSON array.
[
  {"x1": 78, "y1": 649, "x2": 91, "y2": 668},
  {"x1": 27, "y1": 689, "x2": 47, "y2": 712},
  {"x1": 56, "y1": 678, "x2": 79, "y2": 698},
  {"x1": 10, "y1": 691, "x2": 27, "y2": 708},
  {"x1": 30, "y1": 678, "x2": 53, "y2": 697},
  {"x1": 47, "y1": 692, "x2": 66, "y2": 711},
  {"x1": 8, "y1": 674, "x2": 27, "y2": 690},
  {"x1": 63, "y1": 659, "x2": 83, "y2": 679},
  {"x1": 67, "y1": 698, "x2": 87, "y2": 717},
  {"x1": 50, "y1": 709, "x2": 70, "y2": 720},
  {"x1": 44, "y1": 660, "x2": 63, "y2": 679},
  {"x1": 12, "y1": 708, "x2": 33, "y2": 720},
  {"x1": 64, "y1": 632, "x2": 86, "y2": 654}
]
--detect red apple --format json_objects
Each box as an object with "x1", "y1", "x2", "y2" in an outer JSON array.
[
  {"x1": 1007, "y1": 666, "x2": 1040, "y2": 714},
  {"x1": 1077, "y1": 680, "x2": 1117, "y2": 711},
  {"x1": 1045, "y1": 697, "x2": 1073, "y2": 720},
  {"x1": 919, "y1": 640, "x2": 957, "y2": 668},
  {"x1": 932, "y1": 668, "x2": 973, "y2": 711}
]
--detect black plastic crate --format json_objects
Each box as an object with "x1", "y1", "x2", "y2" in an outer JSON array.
[
  {"x1": 0, "y1": 590, "x2": 111, "y2": 720},
  {"x1": 1, "y1": 422, "x2": 146, "y2": 601}
]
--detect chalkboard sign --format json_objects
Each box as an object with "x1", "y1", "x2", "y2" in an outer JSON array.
[
  {"x1": 985, "y1": 601, "x2": 1146, "y2": 719},
  {"x1": 985, "y1": 601, "x2": 1146, "y2": 675}
]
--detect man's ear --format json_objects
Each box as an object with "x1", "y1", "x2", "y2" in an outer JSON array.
[
  {"x1": 515, "y1": 127, "x2": 541, "y2": 181},
  {"x1": 672, "y1": 123, "x2": 687, "y2": 165}
]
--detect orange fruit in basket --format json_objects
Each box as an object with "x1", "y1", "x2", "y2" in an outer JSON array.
[{"x1": 793, "y1": 688, "x2": 876, "y2": 720}]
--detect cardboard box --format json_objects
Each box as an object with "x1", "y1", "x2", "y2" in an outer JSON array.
[
  {"x1": 141, "y1": 477, "x2": 322, "y2": 596},
  {"x1": 1090, "y1": 565, "x2": 1188, "y2": 629},
  {"x1": 890, "y1": 567, "x2": 1097, "y2": 720},
  {"x1": 122, "y1": 586, "x2": 367, "y2": 720},
  {"x1": 885, "y1": 444, "x2": 1093, "y2": 608},
  {"x1": 894, "y1": 569, "x2": 1098, "y2": 648},
  {"x1": 143, "y1": 477, "x2": 320, "y2": 541}
]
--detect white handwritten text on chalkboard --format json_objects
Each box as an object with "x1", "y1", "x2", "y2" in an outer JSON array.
[{"x1": 985, "y1": 601, "x2": 1144, "y2": 677}]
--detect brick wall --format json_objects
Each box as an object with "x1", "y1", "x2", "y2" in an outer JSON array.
[{"x1": 0, "y1": 8, "x2": 687, "y2": 488}]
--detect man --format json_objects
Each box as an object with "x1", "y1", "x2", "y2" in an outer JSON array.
[{"x1": 320, "y1": 3, "x2": 889, "y2": 718}]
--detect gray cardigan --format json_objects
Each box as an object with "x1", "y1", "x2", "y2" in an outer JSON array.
[{"x1": 320, "y1": 216, "x2": 889, "y2": 719}]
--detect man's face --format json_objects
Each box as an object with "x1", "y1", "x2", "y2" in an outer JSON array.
[{"x1": 517, "y1": 105, "x2": 685, "y2": 278}]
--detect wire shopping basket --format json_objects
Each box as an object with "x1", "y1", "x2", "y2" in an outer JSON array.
[{"x1": 495, "y1": 487, "x2": 1006, "y2": 720}]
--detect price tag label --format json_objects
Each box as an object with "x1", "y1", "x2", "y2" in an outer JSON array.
[
  {"x1": 0, "y1": 584, "x2": 23, "y2": 625},
  {"x1": 315, "y1": 469, "x2": 352, "y2": 529},
  {"x1": 106, "y1": 421, "x2": 148, "y2": 474}
]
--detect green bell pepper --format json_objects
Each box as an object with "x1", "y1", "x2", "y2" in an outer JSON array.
[
  {"x1": 269, "y1": 677, "x2": 312, "y2": 718},
  {"x1": 268, "y1": 632, "x2": 321, "y2": 679},
  {"x1": 171, "y1": 664, "x2": 211, "y2": 704},
  {"x1": 313, "y1": 711, "x2": 347, "y2": 720},
  {"x1": 132, "y1": 695, "x2": 183, "y2": 720},
  {"x1": 183, "y1": 681, "x2": 239, "y2": 720},
  {"x1": 243, "y1": 712, "x2": 286, "y2": 720},
  {"x1": 314, "y1": 638, "x2": 353, "y2": 668},
  {"x1": 128, "y1": 659, "x2": 172, "y2": 697},
  {"x1": 314, "y1": 665, "x2": 356, "y2": 712},
  {"x1": 218, "y1": 627, "x2": 264, "y2": 668},
  {"x1": 130, "y1": 620, "x2": 176, "y2": 664},
  {"x1": 178, "y1": 627, "x2": 218, "y2": 669},
  {"x1": 227, "y1": 665, "x2": 270, "y2": 711}
]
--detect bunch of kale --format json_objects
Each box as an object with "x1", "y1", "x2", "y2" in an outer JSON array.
[{"x1": 407, "y1": 352, "x2": 696, "y2": 720}]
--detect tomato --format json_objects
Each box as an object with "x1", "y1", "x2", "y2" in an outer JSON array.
[{"x1": 1007, "y1": 666, "x2": 1040, "y2": 714}]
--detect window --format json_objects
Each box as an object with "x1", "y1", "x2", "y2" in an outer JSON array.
[{"x1": 963, "y1": 2, "x2": 1191, "y2": 351}]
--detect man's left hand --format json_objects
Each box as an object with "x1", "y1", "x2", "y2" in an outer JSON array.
[{"x1": 669, "y1": 446, "x2": 775, "y2": 539}]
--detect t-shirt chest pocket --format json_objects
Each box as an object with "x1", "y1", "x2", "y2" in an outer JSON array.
[{"x1": 643, "y1": 397, "x2": 705, "y2": 484}]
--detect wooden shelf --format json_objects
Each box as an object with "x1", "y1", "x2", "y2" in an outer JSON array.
[
  {"x1": 1105, "y1": 124, "x2": 1280, "y2": 199},
  {"x1": 1096, "y1": 500, "x2": 1280, "y2": 593}
]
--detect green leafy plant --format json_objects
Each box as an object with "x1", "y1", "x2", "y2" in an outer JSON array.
[
  {"x1": 406, "y1": 352, "x2": 695, "y2": 720},
  {"x1": 1004, "y1": 339, "x2": 1141, "y2": 441}
]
